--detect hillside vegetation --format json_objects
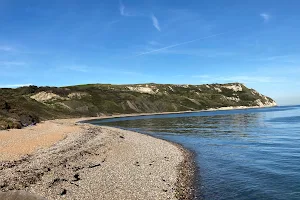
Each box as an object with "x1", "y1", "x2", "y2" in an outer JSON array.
[{"x1": 0, "y1": 83, "x2": 276, "y2": 129}]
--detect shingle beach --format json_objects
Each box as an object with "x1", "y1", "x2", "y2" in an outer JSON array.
[{"x1": 0, "y1": 118, "x2": 195, "y2": 200}]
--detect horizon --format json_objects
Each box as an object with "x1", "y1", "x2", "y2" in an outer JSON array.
[{"x1": 1, "y1": 0, "x2": 299, "y2": 105}]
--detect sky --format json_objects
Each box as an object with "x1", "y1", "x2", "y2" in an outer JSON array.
[{"x1": 0, "y1": 0, "x2": 299, "y2": 105}]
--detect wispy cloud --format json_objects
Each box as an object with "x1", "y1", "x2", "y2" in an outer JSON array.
[
  {"x1": 119, "y1": 0, "x2": 133, "y2": 16},
  {"x1": 135, "y1": 31, "x2": 230, "y2": 57},
  {"x1": 119, "y1": 2, "x2": 162, "y2": 31},
  {"x1": 162, "y1": 9, "x2": 215, "y2": 36},
  {"x1": 194, "y1": 75, "x2": 211, "y2": 79},
  {"x1": 116, "y1": 70, "x2": 149, "y2": 77},
  {"x1": 61, "y1": 65, "x2": 150, "y2": 77},
  {"x1": 260, "y1": 13, "x2": 271, "y2": 22},
  {"x1": 171, "y1": 75, "x2": 185, "y2": 78},
  {"x1": 220, "y1": 75, "x2": 277, "y2": 83},
  {"x1": 151, "y1": 14, "x2": 161, "y2": 31},
  {"x1": 0, "y1": 45, "x2": 47, "y2": 55},
  {"x1": 157, "y1": 48, "x2": 236, "y2": 57},
  {"x1": 192, "y1": 75, "x2": 286, "y2": 83},
  {"x1": 249, "y1": 54, "x2": 299, "y2": 63},
  {"x1": 0, "y1": 45, "x2": 15, "y2": 52},
  {"x1": 0, "y1": 61, "x2": 26, "y2": 67},
  {"x1": 65, "y1": 65, "x2": 89, "y2": 72},
  {"x1": 0, "y1": 83, "x2": 33, "y2": 88},
  {"x1": 257, "y1": 65, "x2": 300, "y2": 75},
  {"x1": 260, "y1": 55, "x2": 292, "y2": 61},
  {"x1": 119, "y1": 1, "x2": 162, "y2": 31},
  {"x1": 148, "y1": 40, "x2": 163, "y2": 46},
  {"x1": 108, "y1": 19, "x2": 122, "y2": 25},
  {"x1": 119, "y1": 0, "x2": 125, "y2": 15}
]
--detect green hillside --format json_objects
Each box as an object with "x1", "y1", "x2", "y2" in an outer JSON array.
[{"x1": 0, "y1": 83, "x2": 276, "y2": 129}]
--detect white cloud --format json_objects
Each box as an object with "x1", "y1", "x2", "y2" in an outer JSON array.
[
  {"x1": 0, "y1": 83, "x2": 33, "y2": 88},
  {"x1": 151, "y1": 14, "x2": 161, "y2": 31},
  {"x1": 260, "y1": 13, "x2": 271, "y2": 22}
]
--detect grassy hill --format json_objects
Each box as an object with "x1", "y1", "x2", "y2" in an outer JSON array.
[{"x1": 0, "y1": 83, "x2": 276, "y2": 129}]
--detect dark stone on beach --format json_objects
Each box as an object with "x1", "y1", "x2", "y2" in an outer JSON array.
[
  {"x1": 72, "y1": 166, "x2": 84, "y2": 171},
  {"x1": 49, "y1": 178, "x2": 68, "y2": 188},
  {"x1": 73, "y1": 174, "x2": 80, "y2": 181},
  {"x1": 60, "y1": 189, "x2": 67, "y2": 196},
  {"x1": 52, "y1": 178, "x2": 60, "y2": 183},
  {"x1": 88, "y1": 163, "x2": 101, "y2": 168}
]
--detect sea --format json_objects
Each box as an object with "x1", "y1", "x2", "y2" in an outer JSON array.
[{"x1": 89, "y1": 105, "x2": 300, "y2": 200}]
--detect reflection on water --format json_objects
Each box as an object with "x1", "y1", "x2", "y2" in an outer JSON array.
[
  {"x1": 90, "y1": 106, "x2": 300, "y2": 200},
  {"x1": 102, "y1": 112, "x2": 262, "y2": 139}
]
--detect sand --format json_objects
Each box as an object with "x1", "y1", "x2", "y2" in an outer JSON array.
[
  {"x1": 0, "y1": 118, "x2": 195, "y2": 200},
  {"x1": 0, "y1": 121, "x2": 79, "y2": 161}
]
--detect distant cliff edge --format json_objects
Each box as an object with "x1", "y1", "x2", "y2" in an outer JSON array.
[{"x1": 0, "y1": 83, "x2": 276, "y2": 129}]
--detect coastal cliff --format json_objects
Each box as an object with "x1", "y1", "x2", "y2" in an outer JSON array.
[{"x1": 0, "y1": 83, "x2": 276, "y2": 129}]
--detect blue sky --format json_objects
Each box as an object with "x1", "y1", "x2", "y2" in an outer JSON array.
[{"x1": 0, "y1": 0, "x2": 299, "y2": 105}]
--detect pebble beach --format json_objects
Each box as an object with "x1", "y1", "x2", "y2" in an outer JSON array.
[{"x1": 0, "y1": 118, "x2": 194, "y2": 200}]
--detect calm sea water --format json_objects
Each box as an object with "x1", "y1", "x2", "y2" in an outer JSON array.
[{"x1": 89, "y1": 106, "x2": 300, "y2": 200}]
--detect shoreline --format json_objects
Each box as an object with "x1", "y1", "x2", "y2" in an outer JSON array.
[{"x1": 173, "y1": 143, "x2": 197, "y2": 200}]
